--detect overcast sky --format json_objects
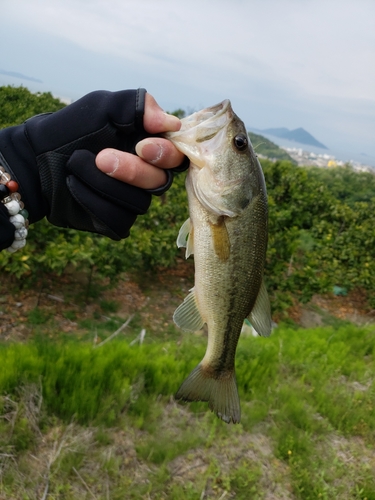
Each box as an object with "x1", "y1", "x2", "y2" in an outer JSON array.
[{"x1": 1, "y1": 0, "x2": 374, "y2": 163}]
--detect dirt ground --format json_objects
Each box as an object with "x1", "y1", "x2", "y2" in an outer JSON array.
[
  {"x1": 287, "y1": 288, "x2": 375, "y2": 328},
  {"x1": 0, "y1": 259, "x2": 194, "y2": 341},
  {"x1": 1, "y1": 260, "x2": 374, "y2": 342}
]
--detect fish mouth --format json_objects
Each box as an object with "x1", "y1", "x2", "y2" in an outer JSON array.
[
  {"x1": 165, "y1": 99, "x2": 235, "y2": 168},
  {"x1": 179, "y1": 99, "x2": 232, "y2": 134}
]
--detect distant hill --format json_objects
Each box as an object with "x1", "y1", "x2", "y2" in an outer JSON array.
[
  {"x1": 261, "y1": 127, "x2": 328, "y2": 150},
  {"x1": 248, "y1": 131, "x2": 297, "y2": 163}
]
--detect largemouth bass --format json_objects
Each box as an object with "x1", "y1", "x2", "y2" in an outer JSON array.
[{"x1": 166, "y1": 100, "x2": 272, "y2": 424}]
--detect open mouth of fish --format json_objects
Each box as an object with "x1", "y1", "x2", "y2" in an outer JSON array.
[
  {"x1": 178, "y1": 99, "x2": 233, "y2": 136},
  {"x1": 165, "y1": 99, "x2": 236, "y2": 168}
]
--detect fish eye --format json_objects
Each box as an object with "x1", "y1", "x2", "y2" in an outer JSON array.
[{"x1": 233, "y1": 134, "x2": 248, "y2": 151}]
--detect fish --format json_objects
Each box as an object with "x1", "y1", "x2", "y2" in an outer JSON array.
[{"x1": 165, "y1": 100, "x2": 272, "y2": 424}]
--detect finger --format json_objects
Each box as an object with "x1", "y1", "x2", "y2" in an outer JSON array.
[
  {"x1": 96, "y1": 149, "x2": 168, "y2": 190},
  {"x1": 135, "y1": 138, "x2": 185, "y2": 169},
  {"x1": 143, "y1": 93, "x2": 181, "y2": 134}
]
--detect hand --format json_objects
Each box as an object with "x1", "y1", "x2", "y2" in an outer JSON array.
[
  {"x1": 96, "y1": 93, "x2": 185, "y2": 190},
  {"x1": 0, "y1": 89, "x2": 187, "y2": 242}
]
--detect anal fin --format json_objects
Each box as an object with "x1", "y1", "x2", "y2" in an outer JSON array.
[{"x1": 247, "y1": 278, "x2": 273, "y2": 337}]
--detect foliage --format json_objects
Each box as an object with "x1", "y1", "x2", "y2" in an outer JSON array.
[
  {"x1": 248, "y1": 131, "x2": 296, "y2": 163},
  {"x1": 306, "y1": 164, "x2": 375, "y2": 206},
  {"x1": 262, "y1": 159, "x2": 375, "y2": 311},
  {"x1": 1, "y1": 323, "x2": 374, "y2": 433},
  {"x1": 2, "y1": 85, "x2": 375, "y2": 498},
  {"x1": 0, "y1": 85, "x2": 66, "y2": 128},
  {"x1": 169, "y1": 108, "x2": 186, "y2": 119}
]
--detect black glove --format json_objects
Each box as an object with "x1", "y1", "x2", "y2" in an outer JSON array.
[{"x1": 0, "y1": 88, "x2": 185, "y2": 244}]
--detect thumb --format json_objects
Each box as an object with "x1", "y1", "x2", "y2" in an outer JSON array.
[{"x1": 143, "y1": 93, "x2": 181, "y2": 134}]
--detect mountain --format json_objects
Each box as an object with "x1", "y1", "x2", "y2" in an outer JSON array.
[{"x1": 261, "y1": 127, "x2": 328, "y2": 150}]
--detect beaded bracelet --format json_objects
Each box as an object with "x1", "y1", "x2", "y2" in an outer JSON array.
[{"x1": 0, "y1": 165, "x2": 29, "y2": 253}]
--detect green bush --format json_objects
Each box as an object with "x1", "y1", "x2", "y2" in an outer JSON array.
[
  {"x1": 0, "y1": 85, "x2": 65, "y2": 128},
  {"x1": 262, "y1": 160, "x2": 375, "y2": 310}
]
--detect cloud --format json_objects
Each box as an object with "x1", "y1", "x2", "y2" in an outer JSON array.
[
  {"x1": 4, "y1": 0, "x2": 375, "y2": 100},
  {"x1": 2, "y1": 0, "x2": 375, "y2": 160},
  {"x1": 0, "y1": 69, "x2": 42, "y2": 84}
]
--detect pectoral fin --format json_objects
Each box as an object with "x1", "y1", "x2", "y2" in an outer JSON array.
[
  {"x1": 247, "y1": 278, "x2": 272, "y2": 337},
  {"x1": 210, "y1": 217, "x2": 230, "y2": 261},
  {"x1": 173, "y1": 288, "x2": 204, "y2": 332},
  {"x1": 176, "y1": 218, "x2": 194, "y2": 258}
]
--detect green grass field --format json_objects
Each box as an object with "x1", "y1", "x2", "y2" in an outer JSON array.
[{"x1": 1, "y1": 316, "x2": 374, "y2": 499}]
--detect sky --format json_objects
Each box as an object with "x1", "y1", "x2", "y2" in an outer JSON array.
[{"x1": 1, "y1": 0, "x2": 374, "y2": 164}]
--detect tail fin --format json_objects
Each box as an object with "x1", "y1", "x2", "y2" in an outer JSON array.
[{"x1": 175, "y1": 364, "x2": 241, "y2": 424}]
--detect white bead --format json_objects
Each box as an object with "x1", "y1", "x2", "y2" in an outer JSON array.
[
  {"x1": 9, "y1": 214, "x2": 25, "y2": 229},
  {"x1": 4, "y1": 199, "x2": 20, "y2": 216},
  {"x1": 10, "y1": 238, "x2": 26, "y2": 250},
  {"x1": 15, "y1": 227, "x2": 28, "y2": 240}
]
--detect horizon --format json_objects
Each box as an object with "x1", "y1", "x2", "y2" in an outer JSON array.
[
  {"x1": 1, "y1": 77, "x2": 373, "y2": 167},
  {"x1": 248, "y1": 124, "x2": 375, "y2": 167}
]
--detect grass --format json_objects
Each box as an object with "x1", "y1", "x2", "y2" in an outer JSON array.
[
  {"x1": 0, "y1": 321, "x2": 375, "y2": 498},
  {"x1": 0, "y1": 269, "x2": 374, "y2": 498}
]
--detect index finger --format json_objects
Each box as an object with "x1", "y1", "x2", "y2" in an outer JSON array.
[
  {"x1": 96, "y1": 149, "x2": 168, "y2": 190},
  {"x1": 135, "y1": 138, "x2": 185, "y2": 169}
]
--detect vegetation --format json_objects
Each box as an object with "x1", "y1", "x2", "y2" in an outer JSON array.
[
  {"x1": 0, "y1": 85, "x2": 189, "y2": 281},
  {"x1": 0, "y1": 319, "x2": 374, "y2": 498},
  {"x1": 307, "y1": 164, "x2": 375, "y2": 206},
  {"x1": 0, "y1": 172, "x2": 189, "y2": 280},
  {"x1": 262, "y1": 159, "x2": 375, "y2": 312},
  {"x1": 0, "y1": 85, "x2": 65, "y2": 129}
]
